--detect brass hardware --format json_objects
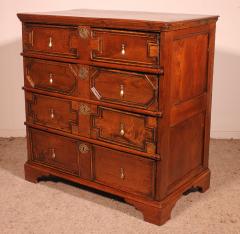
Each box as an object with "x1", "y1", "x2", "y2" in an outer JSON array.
[
  {"x1": 121, "y1": 44, "x2": 126, "y2": 55},
  {"x1": 49, "y1": 73, "x2": 53, "y2": 84},
  {"x1": 48, "y1": 37, "x2": 53, "y2": 48},
  {"x1": 120, "y1": 85, "x2": 124, "y2": 98},
  {"x1": 79, "y1": 103, "x2": 90, "y2": 115},
  {"x1": 79, "y1": 66, "x2": 89, "y2": 80},
  {"x1": 50, "y1": 108, "x2": 55, "y2": 119},
  {"x1": 51, "y1": 148, "x2": 56, "y2": 159},
  {"x1": 120, "y1": 122, "x2": 125, "y2": 136},
  {"x1": 78, "y1": 27, "x2": 90, "y2": 39},
  {"x1": 120, "y1": 168, "x2": 125, "y2": 179},
  {"x1": 79, "y1": 143, "x2": 89, "y2": 154}
]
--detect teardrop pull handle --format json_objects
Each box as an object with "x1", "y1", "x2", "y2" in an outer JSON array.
[
  {"x1": 49, "y1": 73, "x2": 53, "y2": 84},
  {"x1": 50, "y1": 108, "x2": 55, "y2": 119},
  {"x1": 120, "y1": 85, "x2": 124, "y2": 98},
  {"x1": 120, "y1": 122, "x2": 125, "y2": 136},
  {"x1": 120, "y1": 167, "x2": 125, "y2": 179},
  {"x1": 48, "y1": 37, "x2": 53, "y2": 48},
  {"x1": 51, "y1": 148, "x2": 56, "y2": 159},
  {"x1": 121, "y1": 44, "x2": 126, "y2": 55}
]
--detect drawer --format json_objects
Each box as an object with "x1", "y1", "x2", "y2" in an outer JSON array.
[
  {"x1": 90, "y1": 67, "x2": 158, "y2": 111},
  {"x1": 25, "y1": 93, "x2": 79, "y2": 134},
  {"x1": 26, "y1": 93, "x2": 157, "y2": 154},
  {"x1": 24, "y1": 58, "x2": 89, "y2": 96},
  {"x1": 93, "y1": 145, "x2": 156, "y2": 198},
  {"x1": 28, "y1": 128, "x2": 92, "y2": 179},
  {"x1": 91, "y1": 107, "x2": 157, "y2": 154},
  {"x1": 90, "y1": 29, "x2": 159, "y2": 68},
  {"x1": 23, "y1": 24, "x2": 79, "y2": 58}
]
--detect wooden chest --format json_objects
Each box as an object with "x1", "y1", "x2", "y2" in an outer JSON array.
[{"x1": 18, "y1": 9, "x2": 218, "y2": 225}]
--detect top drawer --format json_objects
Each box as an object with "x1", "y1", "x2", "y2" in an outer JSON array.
[
  {"x1": 90, "y1": 29, "x2": 159, "y2": 68},
  {"x1": 22, "y1": 24, "x2": 79, "y2": 58}
]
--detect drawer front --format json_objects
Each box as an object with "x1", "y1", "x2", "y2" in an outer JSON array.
[
  {"x1": 26, "y1": 93, "x2": 157, "y2": 154},
  {"x1": 23, "y1": 24, "x2": 79, "y2": 58},
  {"x1": 93, "y1": 145, "x2": 156, "y2": 198},
  {"x1": 24, "y1": 58, "x2": 86, "y2": 95},
  {"x1": 90, "y1": 29, "x2": 159, "y2": 67},
  {"x1": 91, "y1": 107, "x2": 157, "y2": 153},
  {"x1": 28, "y1": 128, "x2": 92, "y2": 178},
  {"x1": 90, "y1": 67, "x2": 158, "y2": 111},
  {"x1": 25, "y1": 93, "x2": 79, "y2": 134}
]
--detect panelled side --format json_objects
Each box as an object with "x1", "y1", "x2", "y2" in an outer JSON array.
[{"x1": 156, "y1": 23, "x2": 216, "y2": 200}]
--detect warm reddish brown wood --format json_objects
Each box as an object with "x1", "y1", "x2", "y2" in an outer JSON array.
[
  {"x1": 21, "y1": 52, "x2": 164, "y2": 74},
  {"x1": 167, "y1": 113, "x2": 205, "y2": 193},
  {"x1": 17, "y1": 9, "x2": 218, "y2": 31},
  {"x1": 24, "y1": 58, "x2": 85, "y2": 96},
  {"x1": 23, "y1": 87, "x2": 163, "y2": 117},
  {"x1": 93, "y1": 145, "x2": 156, "y2": 198},
  {"x1": 170, "y1": 93, "x2": 207, "y2": 126},
  {"x1": 91, "y1": 106, "x2": 157, "y2": 153},
  {"x1": 90, "y1": 67, "x2": 159, "y2": 111},
  {"x1": 22, "y1": 24, "x2": 80, "y2": 58},
  {"x1": 24, "y1": 162, "x2": 50, "y2": 183},
  {"x1": 24, "y1": 158, "x2": 210, "y2": 225},
  {"x1": 25, "y1": 123, "x2": 161, "y2": 160},
  {"x1": 24, "y1": 58, "x2": 160, "y2": 112},
  {"x1": 90, "y1": 29, "x2": 159, "y2": 68},
  {"x1": 29, "y1": 128, "x2": 80, "y2": 176},
  {"x1": 25, "y1": 92, "x2": 79, "y2": 134},
  {"x1": 18, "y1": 9, "x2": 217, "y2": 226}
]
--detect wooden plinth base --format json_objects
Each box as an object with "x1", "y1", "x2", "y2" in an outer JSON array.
[
  {"x1": 125, "y1": 170, "x2": 210, "y2": 225},
  {"x1": 24, "y1": 162, "x2": 210, "y2": 225}
]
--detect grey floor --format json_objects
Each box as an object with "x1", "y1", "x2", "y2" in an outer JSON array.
[{"x1": 0, "y1": 138, "x2": 240, "y2": 234}]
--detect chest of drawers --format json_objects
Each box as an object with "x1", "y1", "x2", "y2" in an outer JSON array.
[{"x1": 18, "y1": 9, "x2": 218, "y2": 225}]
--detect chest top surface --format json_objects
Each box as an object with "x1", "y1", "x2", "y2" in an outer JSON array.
[{"x1": 17, "y1": 9, "x2": 218, "y2": 31}]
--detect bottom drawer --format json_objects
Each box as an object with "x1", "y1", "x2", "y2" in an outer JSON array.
[
  {"x1": 28, "y1": 128, "x2": 92, "y2": 179},
  {"x1": 93, "y1": 146, "x2": 156, "y2": 198},
  {"x1": 27, "y1": 127, "x2": 156, "y2": 198}
]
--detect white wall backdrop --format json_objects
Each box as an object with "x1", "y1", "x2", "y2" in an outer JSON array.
[{"x1": 0, "y1": 0, "x2": 239, "y2": 138}]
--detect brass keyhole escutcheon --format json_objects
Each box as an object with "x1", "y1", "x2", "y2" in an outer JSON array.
[
  {"x1": 79, "y1": 143, "x2": 89, "y2": 154},
  {"x1": 79, "y1": 103, "x2": 90, "y2": 115}
]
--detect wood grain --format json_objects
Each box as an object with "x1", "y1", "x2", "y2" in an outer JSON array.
[{"x1": 18, "y1": 9, "x2": 218, "y2": 225}]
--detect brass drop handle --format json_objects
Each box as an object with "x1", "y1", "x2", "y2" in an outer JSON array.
[
  {"x1": 48, "y1": 37, "x2": 53, "y2": 48},
  {"x1": 50, "y1": 108, "x2": 55, "y2": 119},
  {"x1": 120, "y1": 85, "x2": 124, "y2": 98},
  {"x1": 120, "y1": 167, "x2": 125, "y2": 179},
  {"x1": 121, "y1": 44, "x2": 126, "y2": 55},
  {"x1": 120, "y1": 122, "x2": 125, "y2": 136},
  {"x1": 51, "y1": 148, "x2": 56, "y2": 159},
  {"x1": 49, "y1": 73, "x2": 53, "y2": 84}
]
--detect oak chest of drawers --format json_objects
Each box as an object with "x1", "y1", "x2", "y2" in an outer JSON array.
[{"x1": 18, "y1": 9, "x2": 218, "y2": 225}]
